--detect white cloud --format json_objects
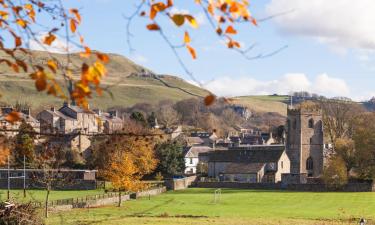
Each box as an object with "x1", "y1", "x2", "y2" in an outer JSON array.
[
  {"x1": 28, "y1": 33, "x2": 79, "y2": 54},
  {"x1": 266, "y1": 0, "x2": 375, "y2": 51},
  {"x1": 203, "y1": 73, "x2": 350, "y2": 98}
]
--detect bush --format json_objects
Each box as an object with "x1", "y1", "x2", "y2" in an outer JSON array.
[{"x1": 322, "y1": 156, "x2": 348, "y2": 190}]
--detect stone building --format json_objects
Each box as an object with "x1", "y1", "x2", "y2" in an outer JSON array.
[
  {"x1": 286, "y1": 106, "x2": 324, "y2": 177},
  {"x1": 184, "y1": 146, "x2": 213, "y2": 174},
  {"x1": 37, "y1": 103, "x2": 99, "y2": 134},
  {"x1": 203, "y1": 145, "x2": 290, "y2": 183},
  {"x1": 0, "y1": 107, "x2": 40, "y2": 137},
  {"x1": 94, "y1": 110, "x2": 123, "y2": 134}
]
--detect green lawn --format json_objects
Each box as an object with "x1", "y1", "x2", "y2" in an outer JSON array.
[
  {"x1": 46, "y1": 188, "x2": 375, "y2": 225},
  {"x1": 0, "y1": 189, "x2": 105, "y2": 203}
]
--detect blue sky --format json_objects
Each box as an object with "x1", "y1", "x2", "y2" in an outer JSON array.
[{"x1": 31, "y1": 0, "x2": 375, "y2": 100}]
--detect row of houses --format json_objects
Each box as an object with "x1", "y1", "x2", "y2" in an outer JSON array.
[{"x1": 0, "y1": 102, "x2": 124, "y2": 137}]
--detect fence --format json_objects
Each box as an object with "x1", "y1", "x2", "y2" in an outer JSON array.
[{"x1": 30, "y1": 186, "x2": 167, "y2": 211}]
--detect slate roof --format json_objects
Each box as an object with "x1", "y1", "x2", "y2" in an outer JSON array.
[
  {"x1": 45, "y1": 109, "x2": 75, "y2": 120},
  {"x1": 205, "y1": 147, "x2": 285, "y2": 163},
  {"x1": 224, "y1": 163, "x2": 265, "y2": 174},
  {"x1": 184, "y1": 146, "x2": 213, "y2": 158},
  {"x1": 185, "y1": 136, "x2": 205, "y2": 145}
]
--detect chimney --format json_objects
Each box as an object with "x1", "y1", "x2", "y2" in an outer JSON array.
[{"x1": 21, "y1": 108, "x2": 31, "y2": 116}]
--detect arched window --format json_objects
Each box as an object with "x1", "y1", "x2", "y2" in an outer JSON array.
[
  {"x1": 306, "y1": 157, "x2": 314, "y2": 170},
  {"x1": 317, "y1": 120, "x2": 323, "y2": 133},
  {"x1": 293, "y1": 119, "x2": 297, "y2": 129},
  {"x1": 308, "y1": 118, "x2": 314, "y2": 128}
]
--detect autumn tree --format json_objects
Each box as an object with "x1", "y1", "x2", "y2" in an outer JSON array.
[
  {"x1": 322, "y1": 156, "x2": 348, "y2": 190},
  {"x1": 0, "y1": 136, "x2": 10, "y2": 166},
  {"x1": 155, "y1": 140, "x2": 185, "y2": 177},
  {"x1": 334, "y1": 138, "x2": 356, "y2": 176},
  {"x1": 352, "y1": 112, "x2": 375, "y2": 179}
]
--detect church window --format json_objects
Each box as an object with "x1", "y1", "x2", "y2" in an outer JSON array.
[
  {"x1": 306, "y1": 157, "x2": 313, "y2": 171},
  {"x1": 308, "y1": 118, "x2": 314, "y2": 128}
]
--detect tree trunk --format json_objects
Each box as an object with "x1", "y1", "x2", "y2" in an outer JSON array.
[
  {"x1": 45, "y1": 188, "x2": 50, "y2": 218},
  {"x1": 118, "y1": 191, "x2": 122, "y2": 207}
]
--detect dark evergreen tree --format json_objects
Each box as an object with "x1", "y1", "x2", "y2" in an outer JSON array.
[{"x1": 155, "y1": 140, "x2": 185, "y2": 177}]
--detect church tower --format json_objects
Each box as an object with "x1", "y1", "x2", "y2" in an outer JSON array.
[{"x1": 286, "y1": 105, "x2": 324, "y2": 177}]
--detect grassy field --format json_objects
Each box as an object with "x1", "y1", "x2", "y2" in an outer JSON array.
[
  {"x1": 0, "y1": 189, "x2": 105, "y2": 203},
  {"x1": 233, "y1": 95, "x2": 288, "y2": 116},
  {"x1": 46, "y1": 188, "x2": 375, "y2": 225}
]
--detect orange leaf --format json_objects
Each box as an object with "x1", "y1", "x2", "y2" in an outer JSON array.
[
  {"x1": 96, "y1": 53, "x2": 109, "y2": 63},
  {"x1": 70, "y1": 8, "x2": 81, "y2": 23},
  {"x1": 16, "y1": 19, "x2": 27, "y2": 28},
  {"x1": 204, "y1": 95, "x2": 216, "y2": 106},
  {"x1": 146, "y1": 23, "x2": 160, "y2": 31},
  {"x1": 171, "y1": 14, "x2": 185, "y2": 27},
  {"x1": 70, "y1": 19, "x2": 77, "y2": 33},
  {"x1": 184, "y1": 31, "x2": 190, "y2": 44},
  {"x1": 43, "y1": 34, "x2": 56, "y2": 46},
  {"x1": 5, "y1": 111, "x2": 21, "y2": 124},
  {"x1": 225, "y1": 25, "x2": 237, "y2": 34},
  {"x1": 186, "y1": 45, "x2": 196, "y2": 59},
  {"x1": 15, "y1": 36, "x2": 22, "y2": 47},
  {"x1": 35, "y1": 78, "x2": 47, "y2": 91}
]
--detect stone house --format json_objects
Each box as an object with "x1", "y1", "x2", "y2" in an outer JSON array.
[
  {"x1": 204, "y1": 146, "x2": 290, "y2": 183},
  {"x1": 0, "y1": 107, "x2": 40, "y2": 137},
  {"x1": 37, "y1": 103, "x2": 98, "y2": 134},
  {"x1": 95, "y1": 110, "x2": 123, "y2": 134},
  {"x1": 184, "y1": 146, "x2": 213, "y2": 174}
]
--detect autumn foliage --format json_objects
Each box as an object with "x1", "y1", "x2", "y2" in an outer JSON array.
[
  {"x1": 0, "y1": 0, "x2": 109, "y2": 111},
  {"x1": 99, "y1": 134, "x2": 159, "y2": 193}
]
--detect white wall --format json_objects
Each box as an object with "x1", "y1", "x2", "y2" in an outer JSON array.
[{"x1": 185, "y1": 157, "x2": 199, "y2": 174}]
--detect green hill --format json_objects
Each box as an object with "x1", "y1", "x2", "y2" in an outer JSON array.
[
  {"x1": 0, "y1": 50, "x2": 209, "y2": 109},
  {"x1": 232, "y1": 95, "x2": 289, "y2": 116}
]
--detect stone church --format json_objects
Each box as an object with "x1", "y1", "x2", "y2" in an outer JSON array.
[{"x1": 286, "y1": 105, "x2": 324, "y2": 177}]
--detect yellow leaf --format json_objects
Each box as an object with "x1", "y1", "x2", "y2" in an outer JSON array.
[
  {"x1": 16, "y1": 19, "x2": 27, "y2": 28},
  {"x1": 47, "y1": 60, "x2": 58, "y2": 73},
  {"x1": 185, "y1": 15, "x2": 198, "y2": 28},
  {"x1": 171, "y1": 14, "x2": 185, "y2": 27}
]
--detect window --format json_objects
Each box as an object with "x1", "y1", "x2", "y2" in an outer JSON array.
[
  {"x1": 293, "y1": 119, "x2": 297, "y2": 129},
  {"x1": 308, "y1": 118, "x2": 314, "y2": 128},
  {"x1": 190, "y1": 158, "x2": 193, "y2": 164},
  {"x1": 306, "y1": 157, "x2": 313, "y2": 171},
  {"x1": 309, "y1": 138, "x2": 313, "y2": 144},
  {"x1": 281, "y1": 161, "x2": 284, "y2": 169}
]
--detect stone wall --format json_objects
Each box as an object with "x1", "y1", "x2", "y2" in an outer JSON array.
[
  {"x1": 196, "y1": 181, "x2": 375, "y2": 192},
  {"x1": 165, "y1": 176, "x2": 196, "y2": 190}
]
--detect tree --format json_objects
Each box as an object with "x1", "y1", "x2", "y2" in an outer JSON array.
[
  {"x1": 13, "y1": 122, "x2": 35, "y2": 166},
  {"x1": 322, "y1": 156, "x2": 348, "y2": 190},
  {"x1": 0, "y1": 136, "x2": 11, "y2": 166},
  {"x1": 319, "y1": 99, "x2": 364, "y2": 145},
  {"x1": 100, "y1": 135, "x2": 158, "y2": 206},
  {"x1": 155, "y1": 140, "x2": 185, "y2": 177},
  {"x1": 156, "y1": 105, "x2": 180, "y2": 128},
  {"x1": 352, "y1": 112, "x2": 375, "y2": 179},
  {"x1": 334, "y1": 138, "x2": 356, "y2": 176},
  {"x1": 130, "y1": 111, "x2": 147, "y2": 125}
]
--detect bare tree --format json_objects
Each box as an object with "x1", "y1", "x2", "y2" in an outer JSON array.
[
  {"x1": 319, "y1": 99, "x2": 365, "y2": 146},
  {"x1": 156, "y1": 105, "x2": 180, "y2": 128}
]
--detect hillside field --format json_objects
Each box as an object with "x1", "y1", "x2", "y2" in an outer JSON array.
[{"x1": 47, "y1": 188, "x2": 375, "y2": 225}]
